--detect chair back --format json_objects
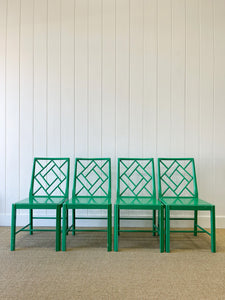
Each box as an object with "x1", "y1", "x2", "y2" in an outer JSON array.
[
  {"x1": 117, "y1": 158, "x2": 156, "y2": 197},
  {"x1": 29, "y1": 158, "x2": 70, "y2": 198},
  {"x1": 157, "y1": 158, "x2": 198, "y2": 198},
  {"x1": 73, "y1": 158, "x2": 111, "y2": 197}
]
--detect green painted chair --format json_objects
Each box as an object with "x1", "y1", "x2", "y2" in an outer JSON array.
[
  {"x1": 11, "y1": 157, "x2": 70, "y2": 251},
  {"x1": 157, "y1": 158, "x2": 216, "y2": 253},
  {"x1": 114, "y1": 158, "x2": 164, "y2": 252},
  {"x1": 62, "y1": 158, "x2": 112, "y2": 251}
]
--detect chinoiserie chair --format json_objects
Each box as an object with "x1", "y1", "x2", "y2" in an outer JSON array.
[
  {"x1": 62, "y1": 158, "x2": 112, "y2": 251},
  {"x1": 114, "y1": 158, "x2": 164, "y2": 252},
  {"x1": 11, "y1": 158, "x2": 70, "y2": 251},
  {"x1": 157, "y1": 158, "x2": 216, "y2": 253}
]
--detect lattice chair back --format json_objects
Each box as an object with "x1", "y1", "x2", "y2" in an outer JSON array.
[
  {"x1": 158, "y1": 158, "x2": 198, "y2": 198},
  {"x1": 73, "y1": 158, "x2": 111, "y2": 197},
  {"x1": 117, "y1": 158, "x2": 156, "y2": 197},
  {"x1": 29, "y1": 158, "x2": 70, "y2": 198}
]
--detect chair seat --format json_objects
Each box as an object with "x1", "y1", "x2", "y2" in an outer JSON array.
[
  {"x1": 65, "y1": 196, "x2": 111, "y2": 209},
  {"x1": 160, "y1": 197, "x2": 214, "y2": 209},
  {"x1": 14, "y1": 196, "x2": 66, "y2": 209},
  {"x1": 116, "y1": 196, "x2": 162, "y2": 209}
]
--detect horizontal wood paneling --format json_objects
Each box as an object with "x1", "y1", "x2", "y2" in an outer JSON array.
[{"x1": 1, "y1": 0, "x2": 225, "y2": 226}]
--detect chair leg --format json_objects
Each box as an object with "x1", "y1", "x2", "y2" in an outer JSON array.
[
  {"x1": 118, "y1": 208, "x2": 120, "y2": 236},
  {"x1": 114, "y1": 204, "x2": 119, "y2": 252},
  {"x1": 62, "y1": 204, "x2": 67, "y2": 251},
  {"x1": 153, "y1": 209, "x2": 156, "y2": 236},
  {"x1": 159, "y1": 206, "x2": 164, "y2": 253},
  {"x1": 211, "y1": 206, "x2": 216, "y2": 253},
  {"x1": 194, "y1": 210, "x2": 198, "y2": 236},
  {"x1": 29, "y1": 209, "x2": 33, "y2": 235},
  {"x1": 11, "y1": 204, "x2": 16, "y2": 251},
  {"x1": 107, "y1": 204, "x2": 112, "y2": 251},
  {"x1": 56, "y1": 206, "x2": 61, "y2": 251},
  {"x1": 66, "y1": 208, "x2": 69, "y2": 235},
  {"x1": 165, "y1": 206, "x2": 170, "y2": 253},
  {"x1": 72, "y1": 209, "x2": 75, "y2": 235}
]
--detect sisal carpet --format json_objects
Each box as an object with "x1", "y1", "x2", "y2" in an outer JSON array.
[{"x1": 0, "y1": 227, "x2": 225, "y2": 299}]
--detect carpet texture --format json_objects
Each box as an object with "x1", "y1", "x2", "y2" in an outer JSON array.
[{"x1": 0, "y1": 227, "x2": 225, "y2": 299}]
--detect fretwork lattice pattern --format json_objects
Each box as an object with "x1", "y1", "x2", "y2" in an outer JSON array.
[
  {"x1": 158, "y1": 159, "x2": 197, "y2": 197},
  {"x1": 32, "y1": 158, "x2": 69, "y2": 197},
  {"x1": 74, "y1": 159, "x2": 110, "y2": 196},
  {"x1": 118, "y1": 159, "x2": 154, "y2": 197}
]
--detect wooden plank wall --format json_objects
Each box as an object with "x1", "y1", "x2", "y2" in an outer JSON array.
[{"x1": 0, "y1": 0, "x2": 225, "y2": 226}]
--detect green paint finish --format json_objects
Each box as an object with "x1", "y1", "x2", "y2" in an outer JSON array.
[
  {"x1": 14, "y1": 196, "x2": 67, "y2": 208},
  {"x1": 10, "y1": 158, "x2": 70, "y2": 251},
  {"x1": 211, "y1": 206, "x2": 216, "y2": 252},
  {"x1": 66, "y1": 196, "x2": 111, "y2": 208},
  {"x1": 74, "y1": 158, "x2": 111, "y2": 197},
  {"x1": 10, "y1": 204, "x2": 16, "y2": 251},
  {"x1": 117, "y1": 196, "x2": 161, "y2": 208},
  {"x1": 30, "y1": 158, "x2": 69, "y2": 197},
  {"x1": 159, "y1": 197, "x2": 214, "y2": 209},
  {"x1": 114, "y1": 204, "x2": 119, "y2": 252},
  {"x1": 194, "y1": 211, "x2": 198, "y2": 236},
  {"x1": 117, "y1": 158, "x2": 155, "y2": 198},
  {"x1": 62, "y1": 158, "x2": 112, "y2": 252},
  {"x1": 158, "y1": 158, "x2": 216, "y2": 253},
  {"x1": 114, "y1": 158, "x2": 164, "y2": 252}
]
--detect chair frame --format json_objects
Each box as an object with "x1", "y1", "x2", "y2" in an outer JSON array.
[
  {"x1": 11, "y1": 157, "x2": 70, "y2": 251},
  {"x1": 62, "y1": 158, "x2": 112, "y2": 251},
  {"x1": 114, "y1": 158, "x2": 164, "y2": 252},
  {"x1": 158, "y1": 158, "x2": 216, "y2": 253}
]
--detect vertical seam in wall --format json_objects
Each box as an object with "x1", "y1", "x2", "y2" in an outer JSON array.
[
  {"x1": 101, "y1": 0, "x2": 104, "y2": 213},
  {"x1": 4, "y1": 0, "x2": 8, "y2": 212},
  {"x1": 114, "y1": 0, "x2": 116, "y2": 205},
  {"x1": 74, "y1": 0, "x2": 76, "y2": 159},
  {"x1": 46, "y1": 0, "x2": 48, "y2": 156},
  {"x1": 142, "y1": 0, "x2": 144, "y2": 157},
  {"x1": 87, "y1": 0, "x2": 89, "y2": 157},
  {"x1": 184, "y1": 0, "x2": 187, "y2": 156},
  {"x1": 198, "y1": 0, "x2": 201, "y2": 170},
  {"x1": 46, "y1": 0, "x2": 49, "y2": 216},
  {"x1": 60, "y1": 0, "x2": 62, "y2": 157},
  {"x1": 212, "y1": 0, "x2": 215, "y2": 202},
  {"x1": 87, "y1": 0, "x2": 90, "y2": 220},
  {"x1": 101, "y1": 0, "x2": 103, "y2": 157},
  {"x1": 170, "y1": 0, "x2": 172, "y2": 156},
  {"x1": 115, "y1": 0, "x2": 117, "y2": 161},
  {"x1": 19, "y1": 0, "x2": 21, "y2": 201},
  {"x1": 128, "y1": 0, "x2": 130, "y2": 157},
  {"x1": 156, "y1": 0, "x2": 158, "y2": 158},
  {"x1": 32, "y1": 0, "x2": 34, "y2": 158},
  {"x1": 100, "y1": 0, "x2": 103, "y2": 215}
]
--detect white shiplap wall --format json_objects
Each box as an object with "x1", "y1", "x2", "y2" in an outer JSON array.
[{"x1": 0, "y1": 0, "x2": 225, "y2": 227}]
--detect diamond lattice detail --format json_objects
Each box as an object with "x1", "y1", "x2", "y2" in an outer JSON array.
[
  {"x1": 75, "y1": 159, "x2": 110, "y2": 196},
  {"x1": 119, "y1": 159, "x2": 154, "y2": 197},
  {"x1": 32, "y1": 159, "x2": 69, "y2": 197},
  {"x1": 159, "y1": 159, "x2": 195, "y2": 197}
]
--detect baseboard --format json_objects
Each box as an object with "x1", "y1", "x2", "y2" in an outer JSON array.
[{"x1": 1, "y1": 212, "x2": 225, "y2": 228}]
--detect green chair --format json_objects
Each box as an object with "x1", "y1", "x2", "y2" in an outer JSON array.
[
  {"x1": 157, "y1": 158, "x2": 216, "y2": 253},
  {"x1": 11, "y1": 157, "x2": 70, "y2": 251},
  {"x1": 114, "y1": 158, "x2": 164, "y2": 252},
  {"x1": 62, "y1": 158, "x2": 112, "y2": 251}
]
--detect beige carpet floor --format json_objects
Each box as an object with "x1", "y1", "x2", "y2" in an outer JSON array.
[{"x1": 0, "y1": 227, "x2": 225, "y2": 300}]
